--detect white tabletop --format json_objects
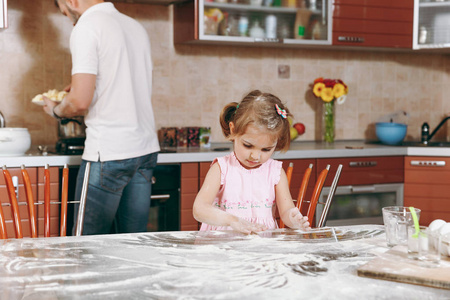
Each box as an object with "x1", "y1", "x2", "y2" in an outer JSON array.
[{"x1": 0, "y1": 225, "x2": 448, "y2": 299}]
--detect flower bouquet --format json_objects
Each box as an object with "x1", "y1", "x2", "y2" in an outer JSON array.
[{"x1": 312, "y1": 78, "x2": 348, "y2": 143}]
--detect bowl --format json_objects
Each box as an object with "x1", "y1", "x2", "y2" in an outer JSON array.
[
  {"x1": 0, "y1": 128, "x2": 31, "y2": 156},
  {"x1": 375, "y1": 122, "x2": 407, "y2": 145}
]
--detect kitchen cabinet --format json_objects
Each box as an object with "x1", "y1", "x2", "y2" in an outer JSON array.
[
  {"x1": 0, "y1": 167, "x2": 60, "y2": 238},
  {"x1": 332, "y1": 0, "x2": 414, "y2": 48},
  {"x1": 404, "y1": 156, "x2": 450, "y2": 226},
  {"x1": 174, "y1": 0, "x2": 332, "y2": 47},
  {"x1": 0, "y1": 0, "x2": 7, "y2": 28},
  {"x1": 413, "y1": 0, "x2": 450, "y2": 50},
  {"x1": 180, "y1": 163, "x2": 200, "y2": 231}
]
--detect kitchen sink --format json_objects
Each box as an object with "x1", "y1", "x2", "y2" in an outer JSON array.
[{"x1": 400, "y1": 141, "x2": 450, "y2": 147}]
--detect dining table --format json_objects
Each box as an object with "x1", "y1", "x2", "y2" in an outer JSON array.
[{"x1": 0, "y1": 224, "x2": 449, "y2": 299}]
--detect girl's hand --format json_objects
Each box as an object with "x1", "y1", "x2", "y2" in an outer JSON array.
[
  {"x1": 288, "y1": 207, "x2": 311, "y2": 231},
  {"x1": 230, "y1": 218, "x2": 267, "y2": 235}
]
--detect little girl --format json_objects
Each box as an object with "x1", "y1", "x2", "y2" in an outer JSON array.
[{"x1": 193, "y1": 90, "x2": 310, "y2": 234}]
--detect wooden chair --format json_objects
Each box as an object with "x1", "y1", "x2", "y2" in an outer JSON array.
[{"x1": 1, "y1": 163, "x2": 89, "y2": 239}]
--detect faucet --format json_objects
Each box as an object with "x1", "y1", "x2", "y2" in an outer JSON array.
[
  {"x1": 421, "y1": 116, "x2": 450, "y2": 145},
  {"x1": 0, "y1": 111, "x2": 4, "y2": 128}
]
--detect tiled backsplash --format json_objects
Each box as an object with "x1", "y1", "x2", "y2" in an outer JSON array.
[{"x1": 1, "y1": 0, "x2": 449, "y2": 148}]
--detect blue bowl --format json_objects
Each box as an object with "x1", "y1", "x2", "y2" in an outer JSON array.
[{"x1": 375, "y1": 122, "x2": 407, "y2": 145}]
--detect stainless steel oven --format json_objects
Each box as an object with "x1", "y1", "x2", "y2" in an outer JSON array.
[{"x1": 315, "y1": 183, "x2": 403, "y2": 227}]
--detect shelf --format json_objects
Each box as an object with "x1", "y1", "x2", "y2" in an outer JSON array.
[
  {"x1": 204, "y1": 2, "x2": 321, "y2": 14},
  {"x1": 419, "y1": 1, "x2": 450, "y2": 8}
]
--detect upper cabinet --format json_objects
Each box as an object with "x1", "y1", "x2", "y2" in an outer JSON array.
[
  {"x1": 174, "y1": 0, "x2": 332, "y2": 47},
  {"x1": 332, "y1": 0, "x2": 413, "y2": 49},
  {"x1": 0, "y1": 0, "x2": 7, "y2": 29},
  {"x1": 413, "y1": 0, "x2": 450, "y2": 50}
]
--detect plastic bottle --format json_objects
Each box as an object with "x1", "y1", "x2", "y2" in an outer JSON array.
[
  {"x1": 239, "y1": 16, "x2": 249, "y2": 37},
  {"x1": 265, "y1": 14, "x2": 277, "y2": 39}
]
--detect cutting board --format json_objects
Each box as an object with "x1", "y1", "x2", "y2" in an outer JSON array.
[{"x1": 357, "y1": 246, "x2": 450, "y2": 290}]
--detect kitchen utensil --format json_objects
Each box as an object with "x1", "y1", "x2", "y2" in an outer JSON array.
[
  {"x1": 375, "y1": 122, "x2": 407, "y2": 145},
  {"x1": 409, "y1": 206, "x2": 420, "y2": 238},
  {"x1": 58, "y1": 117, "x2": 86, "y2": 139},
  {"x1": 358, "y1": 245, "x2": 450, "y2": 290},
  {"x1": 0, "y1": 128, "x2": 31, "y2": 156}
]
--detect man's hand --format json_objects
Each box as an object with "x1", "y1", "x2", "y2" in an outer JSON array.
[
  {"x1": 288, "y1": 207, "x2": 311, "y2": 231},
  {"x1": 42, "y1": 95, "x2": 58, "y2": 118},
  {"x1": 230, "y1": 218, "x2": 267, "y2": 235}
]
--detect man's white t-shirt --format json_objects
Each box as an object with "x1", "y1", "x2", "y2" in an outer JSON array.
[{"x1": 70, "y1": 2, "x2": 160, "y2": 161}]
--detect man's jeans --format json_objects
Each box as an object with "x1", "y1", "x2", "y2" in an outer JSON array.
[{"x1": 73, "y1": 152, "x2": 158, "y2": 235}]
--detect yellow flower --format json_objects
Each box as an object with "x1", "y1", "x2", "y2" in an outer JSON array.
[
  {"x1": 321, "y1": 87, "x2": 334, "y2": 102},
  {"x1": 313, "y1": 82, "x2": 325, "y2": 97},
  {"x1": 333, "y1": 83, "x2": 346, "y2": 98}
]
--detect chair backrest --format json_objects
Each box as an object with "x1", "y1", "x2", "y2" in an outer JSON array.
[{"x1": 1, "y1": 164, "x2": 71, "y2": 239}]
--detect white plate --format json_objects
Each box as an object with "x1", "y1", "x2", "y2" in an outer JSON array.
[{"x1": 31, "y1": 98, "x2": 61, "y2": 106}]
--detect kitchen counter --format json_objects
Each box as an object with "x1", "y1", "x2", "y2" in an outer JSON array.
[
  {"x1": 2, "y1": 140, "x2": 450, "y2": 167},
  {"x1": 0, "y1": 225, "x2": 448, "y2": 299}
]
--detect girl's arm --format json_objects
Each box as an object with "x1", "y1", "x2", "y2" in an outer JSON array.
[
  {"x1": 193, "y1": 162, "x2": 267, "y2": 234},
  {"x1": 276, "y1": 168, "x2": 311, "y2": 230}
]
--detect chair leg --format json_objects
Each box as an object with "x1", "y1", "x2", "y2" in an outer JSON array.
[
  {"x1": 317, "y1": 164, "x2": 343, "y2": 228},
  {"x1": 75, "y1": 162, "x2": 91, "y2": 236},
  {"x1": 2, "y1": 166, "x2": 23, "y2": 239},
  {"x1": 297, "y1": 164, "x2": 313, "y2": 212},
  {"x1": 21, "y1": 165, "x2": 38, "y2": 238},
  {"x1": 0, "y1": 201, "x2": 7, "y2": 239},
  {"x1": 280, "y1": 162, "x2": 294, "y2": 229},
  {"x1": 307, "y1": 165, "x2": 330, "y2": 227},
  {"x1": 44, "y1": 164, "x2": 51, "y2": 238},
  {"x1": 60, "y1": 164, "x2": 69, "y2": 237}
]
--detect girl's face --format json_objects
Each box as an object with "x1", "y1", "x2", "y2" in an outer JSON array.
[{"x1": 231, "y1": 123, "x2": 277, "y2": 170}]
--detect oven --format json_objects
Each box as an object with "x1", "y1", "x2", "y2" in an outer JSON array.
[
  {"x1": 313, "y1": 156, "x2": 404, "y2": 227},
  {"x1": 315, "y1": 183, "x2": 403, "y2": 227},
  {"x1": 147, "y1": 164, "x2": 180, "y2": 232}
]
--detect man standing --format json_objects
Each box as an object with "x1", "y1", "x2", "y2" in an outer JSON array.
[{"x1": 43, "y1": 0, "x2": 160, "y2": 234}]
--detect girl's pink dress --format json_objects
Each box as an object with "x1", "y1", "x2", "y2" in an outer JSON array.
[{"x1": 200, "y1": 152, "x2": 282, "y2": 231}]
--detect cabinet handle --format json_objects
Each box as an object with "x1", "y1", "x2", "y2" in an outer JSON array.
[
  {"x1": 151, "y1": 194, "x2": 170, "y2": 203},
  {"x1": 410, "y1": 160, "x2": 446, "y2": 167},
  {"x1": 349, "y1": 161, "x2": 377, "y2": 167},
  {"x1": 254, "y1": 38, "x2": 282, "y2": 43},
  {"x1": 338, "y1": 36, "x2": 365, "y2": 43},
  {"x1": 351, "y1": 185, "x2": 376, "y2": 193}
]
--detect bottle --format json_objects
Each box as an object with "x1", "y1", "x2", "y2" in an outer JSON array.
[
  {"x1": 249, "y1": 20, "x2": 265, "y2": 38},
  {"x1": 265, "y1": 14, "x2": 277, "y2": 39},
  {"x1": 238, "y1": 16, "x2": 249, "y2": 37}
]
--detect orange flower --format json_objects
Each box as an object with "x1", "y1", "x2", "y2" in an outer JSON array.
[
  {"x1": 321, "y1": 87, "x2": 334, "y2": 102},
  {"x1": 313, "y1": 82, "x2": 325, "y2": 97},
  {"x1": 333, "y1": 83, "x2": 346, "y2": 98}
]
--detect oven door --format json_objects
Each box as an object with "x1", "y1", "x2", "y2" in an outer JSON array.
[{"x1": 315, "y1": 183, "x2": 404, "y2": 227}]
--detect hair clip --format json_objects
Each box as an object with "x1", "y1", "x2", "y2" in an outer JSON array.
[{"x1": 275, "y1": 104, "x2": 287, "y2": 119}]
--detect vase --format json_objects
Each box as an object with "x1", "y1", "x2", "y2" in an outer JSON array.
[{"x1": 322, "y1": 101, "x2": 335, "y2": 143}]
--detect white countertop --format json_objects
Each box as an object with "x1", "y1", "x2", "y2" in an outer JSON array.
[{"x1": 1, "y1": 140, "x2": 449, "y2": 167}]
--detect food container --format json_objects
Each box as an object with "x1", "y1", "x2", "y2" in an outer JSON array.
[
  {"x1": 58, "y1": 117, "x2": 86, "y2": 139},
  {"x1": 375, "y1": 122, "x2": 407, "y2": 145},
  {"x1": 0, "y1": 128, "x2": 31, "y2": 156}
]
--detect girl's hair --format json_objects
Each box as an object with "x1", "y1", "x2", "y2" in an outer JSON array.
[{"x1": 219, "y1": 90, "x2": 292, "y2": 152}]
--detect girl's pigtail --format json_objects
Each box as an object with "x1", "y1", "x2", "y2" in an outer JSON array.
[{"x1": 219, "y1": 102, "x2": 239, "y2": 138}]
